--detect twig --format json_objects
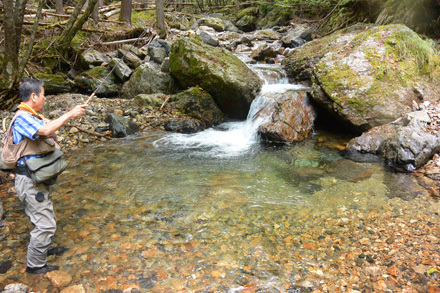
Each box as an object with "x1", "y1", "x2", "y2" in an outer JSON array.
[
  {"x1": 160, "y1": 96, "x2": 171, "y2": 111},
  {"x1": 64, "y1": 123, "x2": 110, "y2": 137}
]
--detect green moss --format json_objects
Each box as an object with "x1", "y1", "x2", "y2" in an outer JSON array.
[{"x1": 132, "y1": 10, "x2": 156, "y2": 27}]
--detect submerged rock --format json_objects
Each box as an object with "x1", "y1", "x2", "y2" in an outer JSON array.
[{"x1": 170, "y1": 36, "x2": 262, "y2": 119}]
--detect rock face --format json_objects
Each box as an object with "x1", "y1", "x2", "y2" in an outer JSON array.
[
  {"x1": 172, "y1": 87, "x2": 224, "y2": 127},
  {"x1": 257, "y1": 91, "x2": 316, "y2": 143},
  {"x1": 283, "y1": 23, "x2": 440, "y2": 133},
  {"x1": 170, "y1": 36, "x2": 262, "y2": 119}
]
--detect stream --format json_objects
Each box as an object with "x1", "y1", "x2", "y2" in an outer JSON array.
[{"x1": 0, "y1": 55, "x2": 439, "y2": 292}]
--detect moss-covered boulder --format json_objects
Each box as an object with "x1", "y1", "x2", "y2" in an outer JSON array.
[
  {"x1": 172, "y1": 87, "x2": 224, "y2": 127},
  {"x1": 134, "y1": 94, "x2": 165, "y2": 109},
  {"x1": 236, "y1": 7, "x2": 259, "y2": 32},
  {"x1": 283, "y1": 23, "x2": 440, "y2": 132},
  {"x1": 34, "y1": 73, "x2": 73, "y2": 94},
  {"x1": 74, "y1": 66, "x2": 118, "y2": 97},
  {"x1": 120, "y1": 63, "x2": 181, "y2": 99},
  {"x1": 170, "y1": 36, "x2": 262, "y2": 119}
]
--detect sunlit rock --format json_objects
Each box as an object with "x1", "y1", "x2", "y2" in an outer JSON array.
[
  {"x1": 284, "y1": 23, "x2": 440, "y2": 132},
  {"x1": 257, "y1": 91, "x2": 316, "y2": 143}
]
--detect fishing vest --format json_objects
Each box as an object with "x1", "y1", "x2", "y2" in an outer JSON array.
[{"x1": 1, "y1": 110, "x2": 57, "y2": 169}]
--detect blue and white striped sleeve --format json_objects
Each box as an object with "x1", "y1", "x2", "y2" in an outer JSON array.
[{"x1": 12, "y1": 115, "x2": 45, "y2": 143}]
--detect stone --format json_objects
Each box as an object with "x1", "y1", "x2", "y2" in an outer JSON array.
[
  {"x1": 105, "y1": 113, "x2": 140, "y2": 138},
  {"x1": 79, "y1": 49, "x2": 107, "y2": 69},
  {"x1": 46, "y1": 270, "x2": 73, "y2": 287},
  {"x1": 118, "y1": 48, "x2": 143, "y2": 69},
  {"x1": 284, "y1": 23, "x2": 440, "y2": 132},
  {"x1": 364, "y1": 266, "x2": 381, "y2": 277},
  {"x1": 199, "y1": 31, "x2": 219, "y2": 47},
  {"x1": 34, "y1": 73, "x2": 73, "y2": 94},
  {"x1": 74, "y1": 66, "x2": 118, "y2": 97},
  {"x1": 257, "y1": 91, "x2": 316, "y2": 143},
  {"x1": 134, "y1": 94, "x2": 165, "y2": 109},
  {"x1": 170, "y1": 36, "x2": 262, "y2": 119},
  {"x1": 108, "y1": 58, "x2": 132, "y2": 82},
  {"x1": 60, "y1": 284, "x2": 86, "y2": 293},
  {"x1": 120, "y1": 63, "x2": 180, "y2": 98},
  {"x1": 172, "y1": 87, "x2": 224, "y2": 127}
]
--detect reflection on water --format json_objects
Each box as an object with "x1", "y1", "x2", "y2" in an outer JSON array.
[{"x1": 1, "y1": 129, "x2": 435, "y2": 291}]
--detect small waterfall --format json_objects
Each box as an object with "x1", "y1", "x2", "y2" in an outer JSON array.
[{"x1": 153, "y1": 59, "x2": 308, "y2": 158}]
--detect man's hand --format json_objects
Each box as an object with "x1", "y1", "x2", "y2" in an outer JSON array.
[
  {"x1": 69, "y1": 104, "x2": 88, "y2": 118},
  {"x1": 37, "y1": 104, "x2": 88, "y2": 136}
]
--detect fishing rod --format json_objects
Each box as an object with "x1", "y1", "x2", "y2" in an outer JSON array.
[{"x1": 86, "y1": 27, "x2": 156, "y2": 104}]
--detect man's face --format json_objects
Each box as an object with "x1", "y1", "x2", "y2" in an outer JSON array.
[{"x1": 32, "y1": 86, "x2": 46, "y2": 112}]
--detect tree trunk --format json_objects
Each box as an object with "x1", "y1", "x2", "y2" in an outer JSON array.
[
  {"x1": 56, "y1": 0, "x2": 64, "y2": 13},
  {"x1": 92, "y1": 0, "x2": 103, "y2": 22},
  {"x1": 119, "y1": 0, "x2": 132, "y2": 23},
  {"x1": 156, "y1": 0, "x2": 167, "y2": 39},
  {"x1": 56, "y1": 0, "x2": 98, "y2": 53}
]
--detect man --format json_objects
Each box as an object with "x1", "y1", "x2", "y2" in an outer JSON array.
[{"x1": 12, "y1": 78, "x2": 87, "y2": 274}]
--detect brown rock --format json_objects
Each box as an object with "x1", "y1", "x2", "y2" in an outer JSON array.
[
  {"x1": 60, "y1": 284, "x2": 86, "y2": 293},
  {"x1": 46, "y1": 270, "x2": 73, "y2": 287}
]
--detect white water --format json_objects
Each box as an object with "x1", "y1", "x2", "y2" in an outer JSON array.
[{"x1": 153, "y1": 61, "x2": 309, "y2": 158}]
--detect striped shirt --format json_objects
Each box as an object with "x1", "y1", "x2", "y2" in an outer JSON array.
[{"x1": 12, "y1": 114, "x2": 45, "y2": 166}]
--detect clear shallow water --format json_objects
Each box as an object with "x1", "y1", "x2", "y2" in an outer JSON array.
[{"x1": 2, "y1": 128, "x2": 436, "y2": 292}]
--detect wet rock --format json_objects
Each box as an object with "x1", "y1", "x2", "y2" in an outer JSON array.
[
  {"x1": 235, "y1": 7, "x2": 259, "y2": 32},
  {"x1": 60, "y1": 284, "x2": 86, "y2": 293},
  {"x1": 105, "y1": 113, "x2": 140, "y2": 138},
  {"x1": 365, "y1": 266, "x2": 382, "y2": 277},
  {"x1": 46, "y1": 270, "x2": 73, "y2": 287},
  {"x1": 250, "y1": 43, "x2": 277, "y2": 61},
  {"x1": 281, "y1": 24, "x2": 312, "y2": 47},
  {"x1": 170, "y1": 36, "x2": 262, "y2": 119},
  {"x1": 171, "y1": 87, "x2": 224, "y2": 127},
  {"x1": 327, "y1": 159, "x2": 373, "y2": 182},
  {"x1": 164, "y1": 118, "x2": 204, "y2": 133},
  {"x1": 108, "y1": 58, "x2": 132, "y2": 82},
  {"x1": 2, "y1": 283, "x2": 30, "y2": 293},
  {"x1": 120, "y1": 63, "x2": 181, "y2": 98},
  {"x1": 257, "y1": 91, "x2": 316, "y2": 143},
  {"x1": 0, "y1": 260, "x2": 11, "y2": 274}
]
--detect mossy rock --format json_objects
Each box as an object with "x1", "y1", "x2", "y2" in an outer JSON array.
[
  {"x1": 284, "y1": 23, "x2": 440, "y2": 132},
  {"x1": 172, "y1": 87, "x2": 224, "y2": 126},
  {"x1": 34, "y1": 73, "x2": 73, "y2": 94},
  {"x1": 74, "y1": 66, "x2": 118, "y2": 97},
  {"x1": 170, "y1": 36, "x2": 262, "y2": 119},
  {"x1": 134, "y1": 94, "x2": 165, "y2": 109}
]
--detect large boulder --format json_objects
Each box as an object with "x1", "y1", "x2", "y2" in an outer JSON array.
[
  {"x1": 79, "y1": 49, "x2": 107, "y2": 69},
  {"x1": 120, "y1": 62, "x2": 180, "y2": 99},
  {"x1": 171, "y1": 87, "x2": 224, "y2": 127},
  {"x1": 170, "y1": 36, "x2": 262, "y2": 119},
  {"x1": 257, "y1": 91, "x2": 316, "y2": 143},
  {"x1": 283, "y1": 24, "x2": 440, "y2": 133}
]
